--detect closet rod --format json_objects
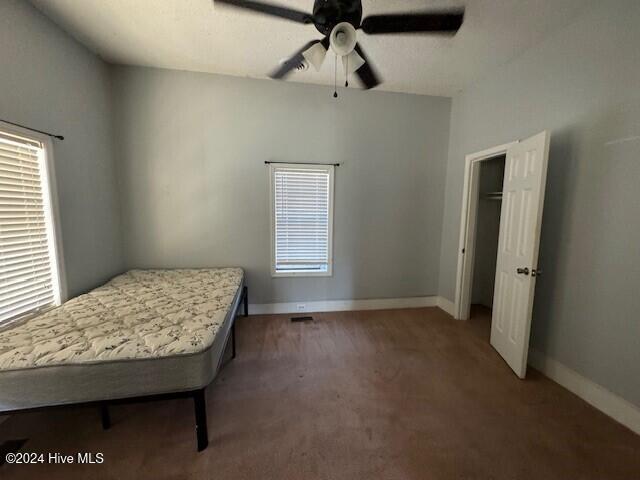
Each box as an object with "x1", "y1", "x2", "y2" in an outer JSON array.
[{"x1": 0, "y1": 119, "x2": 64, "y2": 141}]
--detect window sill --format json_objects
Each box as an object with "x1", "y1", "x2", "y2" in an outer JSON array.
[
  {"x1": 271, "y1": 270, "x2": 333, "y2": 278},
  {"x1": 0, "y1": 304, "x2": 59, "y2": 332}
]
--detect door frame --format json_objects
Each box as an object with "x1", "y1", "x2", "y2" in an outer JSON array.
[{"x1": 453, "y1": 141, "x2": 518, "y2": 320}]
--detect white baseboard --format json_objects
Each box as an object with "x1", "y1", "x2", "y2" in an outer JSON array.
[
  {"x1": 249, "y1": 295, "x2": 444, "y2": 315},
  {"x1": 436, "y1": 296, "x2": 456, "y2": 317},
  {"x1": 529, "y1": 349, "x2": 640, "y2": 435}
]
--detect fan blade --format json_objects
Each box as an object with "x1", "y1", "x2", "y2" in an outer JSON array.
[
  {"x1": 361, "y1": 9, "x2": 464, "y2": 35},
  {"x1": 353, "y1": 44, "x2": 381, "y2": 90},
  {"x1": 302, "y1": 42, "x2": 327, "y2": 71},
  {"x1": 270, "y1": 40, "x2": 325, "y2": 80},
  {"x1": 216, "y1": 0, "x2": 313, "y2": 24}
]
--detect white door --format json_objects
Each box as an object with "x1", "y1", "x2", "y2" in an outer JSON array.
[{"x1": 491, "y1": 131, "x2": 550, "y2": 378}]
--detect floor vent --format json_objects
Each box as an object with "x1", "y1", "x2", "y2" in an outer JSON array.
[
  {"x1": 291, "y1": 316, "x2": 314, "y2": 323},
  {"x1": 0, "y1": 439, "x2": 28, "y2": 466}
]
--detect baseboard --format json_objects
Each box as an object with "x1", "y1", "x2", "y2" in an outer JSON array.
[
  {"x1": 436, "y1": 296, "x2": 456, "y2": 317},
  {"x1": 249, "y1": 296, "x2": 445, "y2": 315},
  {"x1": 528, "y1": 349, "x2": 640, "y2": 436}
]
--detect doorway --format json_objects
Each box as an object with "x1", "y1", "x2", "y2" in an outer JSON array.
[
  {"x1": 453, "y1": 132, "x2": 551, "y2": 378},
  {"x1": 469, "y1": 155, "x2": 505, "y2": 338},
  {"x1": 453, "y1": 142, "x2": 516, "y2": 322}
]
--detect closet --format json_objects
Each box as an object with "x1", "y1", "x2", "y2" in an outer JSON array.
[
  {"x1": 456, "y1": 131, "x2": 550, "y2": 376},
  {"x1": 469, "y1": 155, "x2": 505, "y2": 331}
]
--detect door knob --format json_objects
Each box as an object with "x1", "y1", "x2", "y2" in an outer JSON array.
[
  {"x1": 532, "y1": 269, "x2": 542, "y2": 277},
  {"x1": 517, "y1": 267, "x2": 530, "y2": 275}
]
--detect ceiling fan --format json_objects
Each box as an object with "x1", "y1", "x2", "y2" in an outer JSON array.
[{"x1": 216, "y1": 0, "x2": 465, "y2": 92}]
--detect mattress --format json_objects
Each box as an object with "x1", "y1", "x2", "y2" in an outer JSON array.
[{"x1": 0, "y1": 268, "x2": 244, "y2": 412}]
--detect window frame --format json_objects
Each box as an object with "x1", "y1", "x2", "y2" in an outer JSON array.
[
  {"x1": 269, "y1": 163, "x2": 335, "y2": 278},
  {"x1": 0, "y1": 121, "x2": 67, "y2": 326}
]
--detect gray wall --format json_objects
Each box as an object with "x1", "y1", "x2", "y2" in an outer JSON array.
[
  {"x1": 0, "y1": 0, "x2": 124, "y2": 297},
  {"x1": 111, "y1": 66, "x2": 451, "y2": 304},
  {"x1": 438, "y1": 1, "x2": 640, "y2": 405}
]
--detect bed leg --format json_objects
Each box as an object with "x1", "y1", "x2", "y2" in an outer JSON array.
[
  {"x1": 193, "y1": 389, "x2": 208, "y2": 452},
  {"x1": 100, "y1": 404, "x2": 111, "y2": 430},
  {"x1": 231, "y1": 321, "x2": 236, "y2": 359},
  {"x1": 243, "y1": 285, "x2": 248, "y2": 317}
]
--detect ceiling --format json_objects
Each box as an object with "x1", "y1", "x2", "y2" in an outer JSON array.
[{"x1": 30, "y1": 0, "x2": 590, "y2": 97}]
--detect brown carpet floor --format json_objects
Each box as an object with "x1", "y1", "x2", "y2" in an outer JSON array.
[{"x1": 1, "y1": 306, "x2": 639, "y2": 479}]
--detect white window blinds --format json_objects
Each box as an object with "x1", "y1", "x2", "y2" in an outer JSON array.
[
  {"x1": 0, "y1": 130, "x2": 61, "y2": 325},
  {"x1": 271, "y1": 164, "x2": 334, "y2": 275}
]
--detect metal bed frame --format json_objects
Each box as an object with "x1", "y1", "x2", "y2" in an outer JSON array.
[{"x1": 1, "y1": 285, "x2": 249, "y2": 453}]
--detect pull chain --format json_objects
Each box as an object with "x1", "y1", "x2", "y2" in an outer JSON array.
[
  {"x1": 345, "y1": 55, "x2": 349, "y2": 87},
  {"x1": 333, "y1": 53, "x2": 338, "y2": 98}
]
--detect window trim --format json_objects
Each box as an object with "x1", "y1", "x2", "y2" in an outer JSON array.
[
  {"x1": 269, "y1": 163, "x2": 335, "y2": 278},
  {"x1": 0, "y1": 121, "x2": 68, "y2": 323}
]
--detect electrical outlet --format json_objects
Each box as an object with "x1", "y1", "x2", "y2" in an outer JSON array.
[{"x1": 296, "y1": 304, "x2": 306, "y2": 311}]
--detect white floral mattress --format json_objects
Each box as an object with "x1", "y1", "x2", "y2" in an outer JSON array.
[{"x1": 0, "y1": 268, "x2": 244, "y2": 372}]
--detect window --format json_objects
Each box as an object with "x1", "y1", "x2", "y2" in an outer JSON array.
[
  {"x1": 0, "y1": 126, "x2": 63, "y2": 326},
  {"x1": 270, "y1": 163, "x2": 334, "y2": 277}
]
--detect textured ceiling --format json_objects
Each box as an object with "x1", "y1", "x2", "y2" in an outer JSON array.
[{"x1": 30, "y1": 0, "x2": 591, "y2": 97}]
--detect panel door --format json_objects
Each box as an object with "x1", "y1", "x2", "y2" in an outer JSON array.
[{"x1": 491, "y1": 131, "x2": 550, "y2": 378}]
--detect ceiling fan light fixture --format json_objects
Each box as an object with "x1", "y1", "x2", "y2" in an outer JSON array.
[
  {"x1": 342, "y1": 50, "x2": 365, "y2": 75},
  {"x1": 302, "y1": 42, "x2": 328, "y2": 71},
  {"x1": 329, "y1": 22, "x2": 357, "y2": 56},
  {"x1": 217, "y1": 0, "x2": 465, "y2": 91}
]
